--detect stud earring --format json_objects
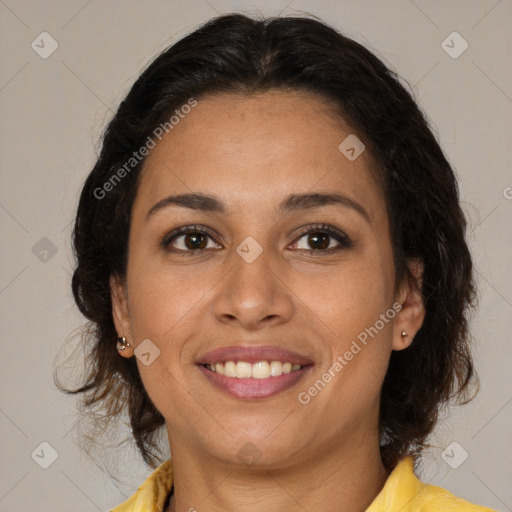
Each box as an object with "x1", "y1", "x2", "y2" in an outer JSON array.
[
  {"x1": 116, "y1": 336, "x2": 131, "y2": 351},
  {"x1": 401, "y1": 330, "x2": 408, "y2": 338}
]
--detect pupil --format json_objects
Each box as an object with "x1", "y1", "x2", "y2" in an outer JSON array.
[
  {"x1": 185, "y1": 233, "x2": 206, "y2": 250},
  {"x1": 309, "y1": 232, "x2": 329, "y2": 250}
]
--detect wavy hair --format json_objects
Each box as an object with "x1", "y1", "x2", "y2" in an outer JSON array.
[{"x1": 55, "y1": 12, "x2": 478, "y2": 472}]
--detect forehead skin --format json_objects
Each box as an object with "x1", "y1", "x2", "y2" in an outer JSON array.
[{"x1": 134, "y1": 91, "x2": 388, "y2": 235}]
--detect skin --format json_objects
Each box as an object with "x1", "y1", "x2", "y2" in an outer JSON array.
[{"x1": 111, "y1": 90, "x2": 425, "y2": 512}]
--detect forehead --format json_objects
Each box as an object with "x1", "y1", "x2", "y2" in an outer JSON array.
[{"x1": 133, "y1": 90, "x2": 386, "y2": 222}]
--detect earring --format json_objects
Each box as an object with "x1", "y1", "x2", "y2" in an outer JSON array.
[
  {"x1": 401, "y1": 330, "x2": 408, "y2": 338},
  {"x1": 116, "y1": 336, "x2": 131, "y2": 351}
]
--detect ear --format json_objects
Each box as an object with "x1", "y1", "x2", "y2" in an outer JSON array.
[
  {"x1": 110, "y1": 274, "x2": 134, "y2": 358},
  {"x1": 392, "y1": 258, "x2": 426, "y2": 351}
]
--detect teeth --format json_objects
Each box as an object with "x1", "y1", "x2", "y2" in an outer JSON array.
[
  {"x1": 236, "y1": 361, "x2": 252, "y2": 378},
  {"x1": 224, "y1": 361, "x2": 237, "y2": 377},
  {"x1": 252, "y1": 361, "x2": 270, "y2": 379},
  {"x1": 270, "y1": 361, "x2": 283, "y2": 376},
  {"x1": 206, "y1": 360, "x2": 304, "y2": 378}
]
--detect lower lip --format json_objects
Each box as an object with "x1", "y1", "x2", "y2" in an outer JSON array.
[{"x1": 197, "y1": 364, "x2": 312, "y2": 399}]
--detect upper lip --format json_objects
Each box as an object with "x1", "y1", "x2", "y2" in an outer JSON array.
[{"x1": 196, "y1": 345, "x2": 314, "y2": 366}]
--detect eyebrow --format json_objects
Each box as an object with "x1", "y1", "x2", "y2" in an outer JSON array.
[{"x1": 145, "y1": 191, "x2": 370, "y2": 223}]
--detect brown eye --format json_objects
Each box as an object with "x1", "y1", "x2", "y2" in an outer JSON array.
[
  {"x1": 290, "y1": 224, "x2": 352, "y2": 253},
  {"x1": 305, "y1": 232, "x2": 330, "y2": 250},
  {"x1": 181, "y1": 232, "x2": 208, "y2": 250},
  {"x1": 162, "y1": 225, "x2": 222, "y2": 255}
]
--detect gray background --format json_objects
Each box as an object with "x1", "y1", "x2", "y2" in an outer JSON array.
[{"x1": 1, "y1": 0, "x2": 511, "y2": 510}]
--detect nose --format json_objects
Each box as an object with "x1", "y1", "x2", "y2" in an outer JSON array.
[{"x1": 211, "y1": 242, "x2": 295, "y2": 331}]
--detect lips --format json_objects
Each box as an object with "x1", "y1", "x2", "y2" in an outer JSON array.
[{"x1": 196, "y1": 345, "x2": 314, "y2": 399}]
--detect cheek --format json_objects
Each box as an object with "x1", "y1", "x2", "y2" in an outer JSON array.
[
  {"x1": 126, "y1": 259, "x2": 208, "y2": 342},
  {"x1": 312, "y1": 295, "x2": 394, "y2": 421},
  {"x1": 124, "y1": 266, "x2": 205, "y2": 417},
  {"x1": 307, "y1": 257, "x2": 391, "y2": 336},
  {"x1": 309, "y1": 253, "x2": 395, "y2": 385}
]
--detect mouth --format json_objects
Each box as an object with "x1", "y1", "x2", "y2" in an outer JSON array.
[{"x1": 196, "y1": 345, "x2": 314, "y2": 399}]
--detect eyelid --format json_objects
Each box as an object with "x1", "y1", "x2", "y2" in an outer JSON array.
[{"x1": 294, "y1": 223, "x2": 349, "y2": 240}]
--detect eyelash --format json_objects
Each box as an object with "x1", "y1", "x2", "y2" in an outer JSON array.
[{"x1": 160, "y1": 223, "x2": 352, "y2": 257}]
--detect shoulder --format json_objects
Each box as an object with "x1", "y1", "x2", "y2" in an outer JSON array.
[
  {"x1": 415, "y1": 482, "x2": 497, "y2": 511},
  {"x1": 367, "y1": 456, "x2": 497, "y2": 512}
]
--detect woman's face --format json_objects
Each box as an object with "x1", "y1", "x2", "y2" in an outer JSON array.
[{"x1": 111, "y1": 90, "x2": 424, "y2": 468}]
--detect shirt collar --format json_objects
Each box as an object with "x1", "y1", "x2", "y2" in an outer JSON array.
[
  {"x1": 111, "y1": 456, "x2": 425, "y2": 511},
  {"x1": 367, "y1": 456, "x2": 424, "y2": 512},
  {"x1": 110, "y1": 457, "x2": 173, "y2": 511}
]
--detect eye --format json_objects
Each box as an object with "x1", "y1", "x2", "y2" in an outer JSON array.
[
  {"x1": 161, "y1": 223, "x2": 352, "y2": 256},
  {"x1": 290, "y1": 224, "x2": 352, "y2": 254},
  {"x1": 161, "y1": 225, "x2": 222, "y2": 255}
]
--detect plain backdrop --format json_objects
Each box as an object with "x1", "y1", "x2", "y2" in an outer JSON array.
[{"x1": 0, "y1": 1, "x2": 511, "y2": 511}]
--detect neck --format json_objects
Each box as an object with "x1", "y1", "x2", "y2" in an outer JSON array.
[{"x1": 165, "y1": 430, "x2": 388, "y2": 512}]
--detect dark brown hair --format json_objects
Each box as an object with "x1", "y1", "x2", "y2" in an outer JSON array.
[{"x1": 55, "y1": 12, "x2": 478, "y2": 472}]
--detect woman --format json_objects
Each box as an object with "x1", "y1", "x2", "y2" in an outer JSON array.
[{"x1": 58, "y1": 13, "x2": 497, "y2": 512}]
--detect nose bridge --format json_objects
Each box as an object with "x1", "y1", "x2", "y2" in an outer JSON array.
[
  {"x1": 229, "y1": 233, "x2": 276, "y2": 298},
  {"x1": 229, "y1": 213, "x2": 276, "y2": 274}
]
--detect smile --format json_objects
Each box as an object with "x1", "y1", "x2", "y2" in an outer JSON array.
[
  {"x1": 196, "y1": 344, "x2": 313, "y2": 399},
  {"x1": 198, "y1": 361, "x2": 312, "y2": 399}
]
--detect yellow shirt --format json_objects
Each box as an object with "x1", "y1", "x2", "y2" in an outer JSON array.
[{"x1": 110, "y1": 456, "x2": 496, "y2": 511}]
